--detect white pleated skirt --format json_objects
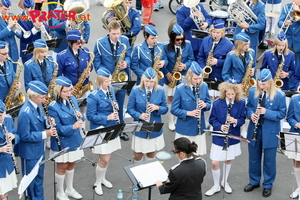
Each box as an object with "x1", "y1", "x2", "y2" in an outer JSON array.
[
  {"x1": 92, "y1": 137, "x2": 121, "y2": 154},
  {"x1": 175, "y1": 132, "x2": 207, "y2": 156},
  {"x1": 0, "y1": 170, "x2": 17, "y2": 195},
  {"x1": 210, "y1": 143, "x2": 241, "y2": 161},
  {"x1": 285, "y1": 151, "x2": 300, "y2": 161},
  {"x1": 164, "y1": 84, "x2": 176, "y2": 96},
  {"x1": 50, "y1": 149, "x2": 84, "y2": 163},
  {"x1": 131, "y1": 134, "x2": 165, "y2": 154},
  {"x1": 265, "y1": 3, "x2": 281, "y2": 13}
]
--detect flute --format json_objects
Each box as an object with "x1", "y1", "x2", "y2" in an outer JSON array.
[{"x1": 68, "y1": 97, "x2": 87, "y2": 137}]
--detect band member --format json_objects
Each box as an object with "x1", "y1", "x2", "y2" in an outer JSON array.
[
  {"x1": 176, "y1": 1, "x2": 212, "y2": 60},
  {"x1": 0, "y1": 100, "x2": 19, "y2": 200},
  {"x1": 17, "y1": 80, "x2": 57, "y2": 200},
  {"x1": 171, "y1": 61, "x2": 211, "y2": 156},
  {"x1": 265, "y1": 0, "x2": 282, "y2": 36},
  {"x1": 142, "y1": 0, "x2": 155, "y2": 25},
  {"x1": 163, "y1": 24, "x2": 194, "y2": 131},
  {"x1": 48, "y1": 76, "x2": 84, "y2": 200},
  {"x1": 127, "y1": 67, "x2": 168, "y2": 163},
  {"x1": 86, "y1": 68, "x2": 121, "y2": 196},
  {"x1": 205, "y1": 80, "x2": 246, "y2": 196},
  {"x1": 156, "y1": 137, "x2": 206, "y2": 200},
  {"x1": 24, "y1": 39, "x2": 56, "y2": 91},
  {"x1": 244, "y1": 69, "x2": 286, "y2": 197},
  {"x1": 261, "y1": 31, "x2": 295, "y2": 91},
  {"x1": 222, "y1": 33, "x2": 256, "y2": 86},
  {"x1": 0, "y1": 0, "x2": 21, "y2": 72},
  {"x1": 93, "y1": 21, "x2": 131, "y2": 141},
  {"x1": 131, "y1": 25, "x2": 168, "y2": 86},
  {"x1": 234, "y1": 0, "x2": 266, "y2": 60}
]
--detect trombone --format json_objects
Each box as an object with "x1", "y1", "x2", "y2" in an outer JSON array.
[{"x1": 279, "y1": 2, "x2": 300, "y2": 34}]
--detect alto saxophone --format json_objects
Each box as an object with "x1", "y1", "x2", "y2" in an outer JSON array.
[
  {"x1": 153, "y1": 44, "x2": 164, "y2": 79},
  {"x1": 203, "y1": 40, "x2": 215, "y2": 78},
  {"x1": 44, "y1": 56, "x2": 58, "y2": 107},
  {"x1": 274, "y1": 52, "x2": 285, "y2": 88},
  {"x1": 241, "y1": 52, "x2": 256, "y2": 96},
  {"x1": 168, "y1": 48, "x2": 182, "y2": 88},
  {"x1": 5, "y1": 58, "x2": 25, "y2": 110},
  {"x1": 112, "y1": 42, "x2": 128, "y2": 82},
  {"x1": 73, "y1": 47, "x2": 95, "y2": 99}
]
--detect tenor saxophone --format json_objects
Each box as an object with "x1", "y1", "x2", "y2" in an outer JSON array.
[
  {"x1": 112, "y1": 42, "x2": 128, "y2": 82},
  {"x1": 168, "y1": 50, "x2": 182, "y2": 88},
  {"x1": 5, "y1": 58, "x2": 25, "y2": 110},
  {"x1": 153, "y1": 44, "x2": 164, "y2": 79},
  {"x1": 73, "y1": 47, "x2": 95, "y2": 99},
  {"x1": 203, "y1": 40, "x2": 215, "y2": 78},
  {"x1": 241, "y1": 52, "x2": 256, "y2": 96},
  {"x1": 274, "y1": 52, "x2": 285, "y2": 88}
]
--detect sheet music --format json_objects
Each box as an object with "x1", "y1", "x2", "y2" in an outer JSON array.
[
  {"x1": 130, "y1": 161, "x2": 168, "y2": 188},
  {"x1": 284, "y1": 132, "x2": 300, "y2": 153},
  {"x1": 95, "y1": 132, "x2": 107, "y2": 145},
  {"x1": 81, "y1": 135, "x2": 98, "y2": 149}
]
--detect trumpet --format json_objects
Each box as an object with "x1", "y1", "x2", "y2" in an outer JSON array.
[{"x1": 14, "y1": 21, "x2": 30, "y2": 39}]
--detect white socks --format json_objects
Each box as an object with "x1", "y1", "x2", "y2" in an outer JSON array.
[
  {"x1": 222, "y1": 163, "x2": 232, "y2": 184},
  {"x1": 294, "y1": 167, "x2": 300, "y2": 189},
  {"x1": 95, "y1": 165, "x2": 107, "y2": 186},
  {"x1": 212, "y1": 169, "x2": 220, "y2": 188},
  {"x1": 55, "y1": 173, "x2": 65, "y2": 195},
  {"x1": 65, "y1": 169, "x2": 74, "y2": 192}
]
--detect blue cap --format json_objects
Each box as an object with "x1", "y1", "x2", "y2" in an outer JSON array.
[
  {"x1": 105, "y1": 12, "x2": 116, "y2": 24},
  {"x1": 55, "y1": 76, "x2": 72, "y2": 87},
  {"x1": 258, "y1": 69, "x2": 272, "y2": 82},
  {"x1": 145, "y1": 25, "x2": 158, "y2": 36},
  {"x1": 125, "y1": 0, "x2": 132, "y2": 2},
  {"x1": 97, "y1": 68, "x2": 111, "y2": 77},
  {"x1": 67, "y1": 30, "x2": 81, "y2": 40},
  {"x1": 28, "y1": 81, "x2": 48, "y2": 95},
  {"x1": 190, "y1": 61, "x2": 202, "y2": 76},
  {"x1": 226, "y1": 77, "x2": 237, "y2": 84},
  {"x1": 0, "y1": 41, "x2": 7, "y2": 49},
  {"x1": 172, "y1": 24, "x2": 183, "y2": 35},
  {"x1": 212, "y1": 18, "x2": 225, "y2": 29},
  {"x1": 1, "y1": 0, "x2": 11, "y2": 7},
  {"x1": 23, "y1": 0, "x2": 34, "y2": 8},
  {"x1": 277, "y1": 31, "x2": 287, "y2": 41},
  {"x1": 0, "y1": 100, "x2": 6, "y2": 113},
  {"x1": 236, "y1": 33, "x2": 250, "y2": 43},
  {"x1": 143, "y1": 67, "x2": 156, "y2": 80},
  {"x1": 34, "y1": 39, "x2": 47, "y2": 48}
]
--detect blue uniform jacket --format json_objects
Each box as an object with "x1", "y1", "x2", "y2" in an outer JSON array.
[
  {"x1": 171, "y1": 82, "x2": 211, "y2": 136},
  {"x1": 123, "y1": 7, "x2": 141, "y2": 37},
  {"x1": 287, "y1": 94, "x2": 300, "y2": 134},
  {"x1": 127, "y1": 86, "x2": 168, "y2": 139},
  {"x1": 246, "y1": 87, "x2": 286, "y2": 149},
  {"x1": 222, "y1": 49, "x2": 256, "y2": 83},
  {"x1": 176, "y1": 4, "x2": 212, "y2": 52},
  {"x1": 48, "y1": 96, "x2": 85, "y2": 152},
  {"x1": 87, "y1": 87, "x2": 119, "y2": 130},
  {"x1": 162, "y1": 40, "x2": 194, "y2": 86},
  {"x1": 24, "y1": 56, "x2": 56, "y2": 91},
  {"x1": 131, "y1": 41, "x2": 168, "y2": 85},
  {"x1": 0, "y1": 115, "x2": 20, "y2": 178},
  {"x1": 17, "y1": 101, "x2": 48, "y2": 159},
  {"x1": 198, "y1": 36, "x2": 234, "y2": 81},
  {"x1": 0, "y1": 61, "x2": 15, "y2": 101},
  {"x1": 57, "y1": 46, "x2": 93, "y2": 86},
  {"x1": 261, "y1": 50, "x2": 295, "y2": 90},
  {"x1": 209, "y1": 99, "x2": 246, "y2": 147}
]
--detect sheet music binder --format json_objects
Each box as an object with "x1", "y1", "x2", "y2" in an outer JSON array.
[
  {"x1": 24, "y1": 38, "x2": 63, "y2": 55},
  {"x1": 6, "y1": 103, "x2": 23, "y2": 118},
  {"x1": 279, "y1": 131, "x2": 300, "y2": 152},
  {"x1": 203, "y1": 78, "x2": 222, "y2": 90},
  {"x1": 111, "y1": 81, "x2": 136, "y2": 90}
]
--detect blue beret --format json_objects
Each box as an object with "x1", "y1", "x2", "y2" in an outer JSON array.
[
  {"x1": 277, "y1": 31, "x2": 287, "y2": 41},
  {"x1": 1, "y1": 0, "x2": 11, "y2": 7},
  {"x1": 0, "y1": 100, "x2": 6, "y2": 113},
  {"x1": 226, "y1": 77, "x2": 237, "y2": 84},
  {"x1": 258, "y1": 69, "x2": 272, "y2": 82},
  {"x1": 143, "y1": 67, "x2": 156, "y2": 80},
  {"x1": 190, "y1": 61, "x2": 202, "y2": 76},
  {"x1": 172, "y1": 24, "x2": 183, "y2": 35},
  {"x1": 0, "y1": 41, "x2": 7, "y2": 49},
  {"x1": 212, "y1": 18, "x2": 225, "y2": 29},
  {"x1": 236, "y1": 33, "x2": 250, "y2": 43},
  {"x1": 28, "y1": 81, "x2": 48, "y2": 95},
  {"x1": 145, "y1": 25, "x2": 158, "y2": 36},
  {"x1": 55, "y1": 76, "x2": 72, "y2": 87},
  {"x1": 23, "y1": 0, "x2": 34, "y2": 8},
  {"x1": 34, "y1": 39, "x2": 47, "y2": 48},
  {"x1": 67, "y1": 30, "x2": 81, "y2": 40},
  {"x1": 97, "y1": 68, "x2": 111, "y2": 77}
]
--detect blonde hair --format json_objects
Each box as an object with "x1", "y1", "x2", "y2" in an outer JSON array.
[
  {"x1": 33, "y1": 47, "x2": 49, "y2": 62},
  {"x1": 27, "y1": 89, "x2": 42, "y2": 99},
  {"x1": 107, "y1": 21, "x2": 121, "y2": 31},
  {"x1": 209, "y1": 28, "x2": 225, "y2": 38},
  {"x1": 95, "y1": 75, "x2": 111, "y2": 88},
  {"x1": 53, "y1": 84, "x2": 64, "y2": 102},
  {"x1": 232, "y1": 40, "x2": 248, "y2": 57},
  {"x1": 218, "y1": 82, "x2": 243, "y2": 102},
  {"x1": 271, "y1": 37, "x2": 289, "y2": 55},
  {"x1": 185, "y1": 68, "x2": 203, "y2": 87},
  {"x1": 255, "y1": 79, "x2": 276, "y2": 101},
  {"x1": 139, "y1": 74, "x2": 158, "y2": 90}
]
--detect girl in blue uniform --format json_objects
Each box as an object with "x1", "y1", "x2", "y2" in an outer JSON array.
[
  {"x1": 48, "y1": 76, "x2": 85, "y2": 200},
  {"x1": 127, "y1": 67, "x2": 168, "y2": 163},
  {"x1": 0, "y1": 100, "x2": 19, "y2": 200},
  {"x1": 171, "y1": 61, "x2": 211, "y2": 156},
  {"x1": 205, "y1": 79, "x2": 245, "y2": 196},
  {"x1": 86, "y1": 68, "x2": 120, "y2": 196}
]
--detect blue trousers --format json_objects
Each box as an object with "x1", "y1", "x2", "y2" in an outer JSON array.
[{"x1": 116, "y1": 89, "x2": 125, "y2": 123}]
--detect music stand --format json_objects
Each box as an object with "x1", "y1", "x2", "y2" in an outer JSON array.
[
  {"x1": 123, "y1": 159, "x2": 168, "y2": 200},
  {"x1": 279, "y1": 131, "x2": 300, "y2": 153},
  {"x1": 111, "y1": 81, "x2": 136, "y2": 91},
  {"x1": 23, "y1": 38, "x2": 63, "y2": 55},
  {"x1": 6, "y1": 103, "x2": 23, "y2": 118},
  {"x1": 76, "y1": 97, "x2": 87, "y2": 108},
  {"x1": 203, "y1": 78, "x2": 222, "y2": 91}
]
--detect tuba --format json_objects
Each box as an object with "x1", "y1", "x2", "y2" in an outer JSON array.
[
  {"x1": 64, "y1": 0, "x2": 89, "y2": 33},
  {"x1": 102, "y1": 0, "x2": 132, "y2": 34},
  {"x1": 112, "y1": 42, "x2": 128, "y2": 82},
  {"x1": 274, "y1": 53, "x2": 285, "y2": 88},
  {"x1": 184, "y1": 0, "x2": 205, "y2": 30},
  {"x1": 228, "y1": 0, "x2": 258, "y2": 26},
  {"x1": 241, "y1": 51, "x2": 256, "y2": 96}
]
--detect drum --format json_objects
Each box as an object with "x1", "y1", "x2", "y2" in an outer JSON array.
[
  {"x1": 209, "y1": 10, "x2": 228, "y2": 19},
  {"x1": 191, "y1": 29, "x2": 210, "y2": 39}
]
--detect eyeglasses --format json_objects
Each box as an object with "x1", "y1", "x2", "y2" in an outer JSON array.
[
  {"x1": 175, "y1": 38, "x2": 184, "y2": 42},
  {"x1": 0, "y1": 52, "x2": 8, "y2": 55},
  {"x1": 171, "y1": 150, "x2": 181, "y2": 154},
  {"x1": 61, "y1": 89, "x2": 74, "y2": 94}
]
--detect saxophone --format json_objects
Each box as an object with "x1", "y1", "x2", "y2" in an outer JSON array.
[
  {"x1": 153, "y1": 44, "x2": 164, "y2": 79},
  {"x1": 112, "y1": 42, "x2": 128, "y2": 82},
  {"x1": 241, "y1": 52, "x2": 256, "y2": 96},
  {"x1": 73, "y1": 47, "x2": 95, "y2": 99},
  {"x1": 168, "y1": 49, "x2": 182, "y2": 88},
  {"x1": 44, "y1": 57, "x2": 58, "y2": 107},
  {"x1": 274, "y1": 52, "x2": 285, "y2": 88},
  {"x1": 4, "y1": 58, "x2": 25, "y2": 110},
  {"x1": 203, "y1": 40, "x2": 215, "y2": 78}
]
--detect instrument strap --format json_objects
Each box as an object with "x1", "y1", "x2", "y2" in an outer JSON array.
[{"x1": 0, "y1": 63, "x2": 9, "y2": 87}]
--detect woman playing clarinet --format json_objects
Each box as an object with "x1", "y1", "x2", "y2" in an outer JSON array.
[
  {"x1": 48, "y1": 76, "x2": 85, "y2": 200},
  {"x1": 205, "y1": 79, "x2": 245, "y2": 196}
]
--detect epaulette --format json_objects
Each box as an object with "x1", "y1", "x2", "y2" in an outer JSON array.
[
  {"x1": 133, "y1": 86, "x2": 139, "y2": 90},
  {"x1": 291, "y1": 94, "x2": 300, "y2": 99},
  {"x1": 91, "y1": 90, "x2": 98, "y2": 95},
  {"x1": 163, "y1": 41, "x2": 170, "y2": 45},
  {"x1": 49, "y1": 101, "x2": 56, "y2": 107},
  {"x1": 24, "y1": 107, "x2": 30, "y2": 113},
  {"x1": 177, "y1": 5, "x2": 184, "y2": 11},
  {"x1": 276, "y1": 88, "x2": 285, "y2": 96},
  {"x1": 120, "y1": 35, "x2": 129, "y2": 41},
  {"x1": 228, "y1": 51, "x2": 235, "y2": 56},
  {"x1": 24, "y1": 59, "x2": 33, "y2": 65},
  {"x1": 185, "y1": 40, "x2": 191, "y2": 44},
  {"x1": 58, "y1": 49, "x2": 67, "y2": 56},
  {"x1": 177, "y1": 83, "x2": 184, "y2": 88},
  {"x1": 158, "y1": 85, "x2": 164, "y2": 90},
  {"x1": 171, "y1": 163, "x2": 180, "y2": 170},
  {"x1": 6, "y1": 114, "x2": 12, "y2": 118}
]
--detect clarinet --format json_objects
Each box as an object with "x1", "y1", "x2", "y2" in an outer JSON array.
[
  {"x1": 42, "y1": 103, "x2": 62, "y2": 151},
  {"x1": 195, "y1": 83, "x2": 201, "y2": 135},
  {"x1": 68, "y1": 97, "x2": 87, "y2": 137},
  {"x1": 146, "y1": 88, "x2": 151, "y2": 123},
  {"x1": 107, "y1": 86, "x2": 120, "y2": 124},
  {"x1": 252, "y1": 92, "x2": 263, "y2": 141},
  {"x1": 222, "y1": 99, "x2": 233, "y2": 151},
  {"x1": 2, "y1": 124, "x2": 20, "y2": 174}
]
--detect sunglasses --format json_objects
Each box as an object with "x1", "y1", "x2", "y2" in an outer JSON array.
[
  {"x1": 175, "y1": 38, "x2": 184, "y2": 42},
  {"x1": 171, "y1": 150, "x2": 181, "y2": 154}
]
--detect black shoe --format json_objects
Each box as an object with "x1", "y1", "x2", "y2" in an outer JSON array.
[
  {"x1": 263, "y1": 188, "x2": 272, "y2": 197},
  {"x1": 258, "y1": 42, "x2": 268, "y2": 50},
  {"x1": 244, "y1": 184, "x2": 259, "y2": 192},
  {"x1": 120, "y1": 133, "x2": 129, "y2": 141}
]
